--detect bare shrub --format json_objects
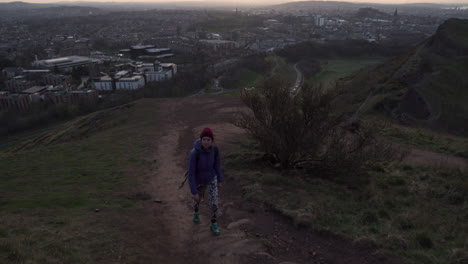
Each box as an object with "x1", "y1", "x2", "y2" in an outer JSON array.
[
  {"x1": 235, "y1": 77, "x2": 404, "y2": 178},
  {"x1": 235, "y1": 77, "x2": 340, "y2": 168}
]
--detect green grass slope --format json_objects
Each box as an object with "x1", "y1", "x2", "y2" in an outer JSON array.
[
  {"x1": 226, "y1": 139, "x2": 468, "y2": 264},
  {"x1": 0, "y1": 100, "x2": 158, "y2": 263}
]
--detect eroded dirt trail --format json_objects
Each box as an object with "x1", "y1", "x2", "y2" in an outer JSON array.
[{"x1": 143, "y1": 97, "x2": 264, "y2": 264}]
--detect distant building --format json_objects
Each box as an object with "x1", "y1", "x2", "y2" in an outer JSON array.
[
  {"x1": 123, "y1": 45, "x2": 174, "y2": 60},
  {"x1": 0, "y1": 44, "x2": 15, "y2": 58},
  {"x1": 115, "y1": 76, "x2": 145, "y2": 90},
  {"x1": 93, "y1": 76, "x2": 113, "y2": 91},
  {"x1": 160, "y1": 63, "x2": 177, "y2": 78},
  {"x1": 5, "y1": 76, "x2": 35, "y2": 93},
  {"x1": 93, "y1": 74, "x2": 145, "y2": 91},
  {"x1": 264, "y1": 19, "x2": 281, "y2": 28},
  {"x1": 88, "y1": 61, "x2": 104, "y2": 78},
  {"x1": 0, "y1": 85, "x2": 51, "y2": 112},
  {"x1": 2, "y1": 67, "x2": 24, "y2": 78},
  {"x1": 0, "y1": 93, "x2": 31, "y2": 112},
  {"x1": 21, "y1": 69, "x2": 51, "y2": 80},
  {"x1": 199, "y1": 40, "x2": 239, "y2": 51},
  {"x1": 146, "y1": 72, "x2": 170, "y2": 82},
  {"x1": 135, "y1": 63, "x2": 161, "y2": 73},
  {"x1": 315, "y1": 16, "x2": 325, "y2": 27},
  {"x1": 20, "y1": 85, "x2": 50, "y2": 95},
  {"x1": 43, "y1": 74, "x2": 73, "y2": 87},
  {"x1": 207, "y1": 33, "x2": 223, "y2": 40},
  {"x1": 32, "y1": 56, "x2": 99, "y2": 72},
  {"x1": 52, "y1": 35, "x2": 67, "y2": 42},
  {"x1": 145, "y1": 48, "x2": 173, "y2": 57},
  {"x1": 135, "y1": 61, "x2": 177, "y2": 82},
  {"x1": 0, "y1": 88, "x2": 99, "y2": 112},
  {"x1": 93, "y1": 60, "x2": 177, "y2": 90}
]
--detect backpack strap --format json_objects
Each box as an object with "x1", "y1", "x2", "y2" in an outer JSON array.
[
  {"x1": 214, "y1": 146, "x2": 219, "y2": 156},
  {"x1": 195, "y1": 148, "x2": 200, "y2": 163},
  {"x1": 213, "y1": 146, "x2": 219, "y2": 166}
]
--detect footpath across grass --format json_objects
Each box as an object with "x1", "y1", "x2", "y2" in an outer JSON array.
[
  {"x1": 0, "y1": 100, "x2": 158, "y2": 263},
  {"x1": 224, "y1": 140, "x2": 468, "y2": 264}
]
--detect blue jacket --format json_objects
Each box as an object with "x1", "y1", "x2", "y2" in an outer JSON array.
[{"x1": 188, "y1": 139, "x2": 223, "y2": 195}]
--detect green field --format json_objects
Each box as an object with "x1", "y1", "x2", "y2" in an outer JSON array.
[
  {"x1": 0, "y1": 102, "x2": 157, "y2": 263},
  {"x1": 219, "y1": 68, "x2": 262, "y2": 90},
  {"x1": 311, "y1": 58, "x2": 385, "y2": 88},
  {"x1": 220, "y1": 55, "x2": 296, "y2": 90},
  {"x1": 235, "y1": 68, "x2": 262, "y2": 89}
]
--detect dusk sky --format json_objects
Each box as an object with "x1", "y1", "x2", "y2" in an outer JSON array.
[{"x1": 1, "y1": 0, "x2": 468, "y2": 5}]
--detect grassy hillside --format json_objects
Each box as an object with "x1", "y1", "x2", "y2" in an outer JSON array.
[
  {"x1": 220, "y1": 68, "x2": 262, "y2": 89},
  {"x1": 338, "y1": 19, "x2": 468, "y2": 136},
  {"x1": 225, "y1": 138, "x2": 468, "y2": 264},
  {"x1": 219, "y1": 55, "x2": 295, "y2": 90},
  {"x1": 309, "y1": 58, "x2": 385, "y2": 88},
  {"x1": 0, "y1": 100, "x2": 158, "y2": 263},
  {"x1": 382, "y1": 124, "x2": 468, "y2": 158}
]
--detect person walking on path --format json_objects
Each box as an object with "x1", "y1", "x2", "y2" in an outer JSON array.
[{"x1": 188, "y1": 127, "x2": 223, "y2": 235}]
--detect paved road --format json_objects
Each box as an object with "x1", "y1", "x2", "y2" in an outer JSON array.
[{"x1": 290, "y1": 63, "x2": 304, "y2": 96}]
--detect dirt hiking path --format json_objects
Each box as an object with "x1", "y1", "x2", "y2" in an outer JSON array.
[
  {"x1": 127, "y1": 96, "x2": 413, "y2": 264},
  {"x1": 141, "y1": 97, "x2": 265, "y2": 264}
]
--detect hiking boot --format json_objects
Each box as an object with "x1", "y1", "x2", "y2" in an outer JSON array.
[
  {"x1": 211, "y1": 222, "x2": 220, "y2": 236},
  {"x1": 193, "y1": 212, "x2": 200, "y2": 224}
]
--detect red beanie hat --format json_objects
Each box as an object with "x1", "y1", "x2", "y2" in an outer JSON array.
[{"x1": 200, "y1": 127, "x2": 214, "y2": 140}]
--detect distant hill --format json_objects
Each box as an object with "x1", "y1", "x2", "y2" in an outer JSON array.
[
  {"x1": 0, "y1": 1, "x2": 255, "y2": 13},
  {"x1": 0, "y1": 1, "x2": 54, "y2": 9},
  {"x1": 271, "y1": 1, "x2": 357, "y2": 11},
  {"x1": 51, "y1": 1, "x2": 255, "y2": 11},
  {"x1": 0, "y1": 2, "x2": 104, "y2": 18},
  {"x1": 339, "y1": 18, "x2": 468, "y2": 136},
  {"x1": 270, "y1": 1, "x2": 452, "y2": 13},
  {"x1": 355, "y1": 7, "x2": 392, "y2": 19}
]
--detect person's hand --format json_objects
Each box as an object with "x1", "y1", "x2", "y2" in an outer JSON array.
[
  {"x1": 217, "y1": 183, "x2": 222, "y2": 191},
  {"x1": 193, "y1": 193, "x2": 200, "y2": 202}
]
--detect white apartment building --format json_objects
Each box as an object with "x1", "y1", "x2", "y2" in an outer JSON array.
[
  {"x1": 93, "y1": 76, "x2": 113, "y2": 91},
  {"x1": 135, "y1": 62, "x2": 177, "y2": 82},
  {"x1": 116, "y1": 76, "x2": 145, "y2": 90},
  {"x1": 146, "y1": 71, "x2": 171, "y2": 82},
  {"x1": 93, "y1": 75, "x2": 145, "y2": 91}
]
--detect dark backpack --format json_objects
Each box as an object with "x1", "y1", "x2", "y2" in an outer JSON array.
[{"x1": 178, "y1": 146, "x2": 219, "y2": 190}]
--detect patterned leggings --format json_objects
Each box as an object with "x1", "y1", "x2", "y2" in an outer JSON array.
[{"x1": 193, "y1": 178, "x2": 218, "y2": 223}]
